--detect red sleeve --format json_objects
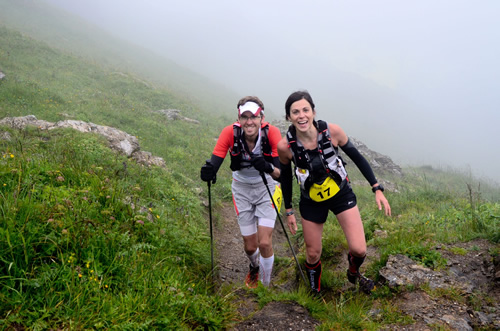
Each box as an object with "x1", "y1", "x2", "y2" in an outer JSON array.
[
  {"x1": 267, "y1": 125, "x2": 282, "y2": 157},
  {"x1": 212, "y1": 125, "x2": 234, "y2": 159}
]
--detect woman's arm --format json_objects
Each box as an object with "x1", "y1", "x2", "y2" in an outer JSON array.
[
  {"x1": 330, "y1": 123, "x2": 391, "y2": 216},
  {"x1": 278, "y1": 137, "x2": 298, "y2": 234},
  {"x1": 329, "y1": 123, "x2": 377, "y2": 186}
]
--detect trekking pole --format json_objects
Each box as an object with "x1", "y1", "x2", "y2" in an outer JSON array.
[
  {"x1": 207, "y1": 180, "x2": 214, "y2": 275},
  {"x1": 260, "y1": 173, "x2": 308, "y2": 288}
]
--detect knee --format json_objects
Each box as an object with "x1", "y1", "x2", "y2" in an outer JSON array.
[
  {"x1": 349, "y1": 248, "x2": 367, "y2": 258},
  {"x1": 258, "y1": 238, "x2": 272, "y2": 253},
  {"x1": 306, "y1": 247, "x2": 322, "y2": 263},
  {"x1": 243, "y1": 238, "x2": 258, "y2": 255}
]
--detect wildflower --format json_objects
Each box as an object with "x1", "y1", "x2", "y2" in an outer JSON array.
[
  {"x1": 56, "y1": 176, "x2": 65, "y2": 182},
  {"x1": 136, "y1": 220, "x2": 144, "y2": 225},
  {"x1": 90, "y1": 270, "x2": 94, "y2": 273},
  {"x1": 171, "y1": 198, "x2": 175, "y2": 201},
  {"x1": 105, "y1": 285, "x2": 108, "y2": 288},
  {"x1": 10, "y1": 154, "x2": 14, "y2": 158},
  {"x1": 78, "y1": 274, "x2": 82, "y2": 278},
  {"x1": 86, "y1": 262, "x2": 90, "y2": 268},
  {"x1": 149, "y1": 208, "x2": 153, "y2": 212},
  {"x1": 156, "y1": 215, "x2": 160, "y2": 219},
  {"x1": 62, "y1": 229, "x2": 68, "y2": 235},
  {"x1": 3, "y1": 183, "x2": 6, "y2": 186}
]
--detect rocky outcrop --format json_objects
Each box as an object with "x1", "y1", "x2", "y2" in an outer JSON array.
[
  {"x1": 0, "y1": 115, "x2": 165, "y2": 167},
  {"x1": 378, "y1": 240, "x2": 500, "y2": 330},
  {"x1": 156, "y1": 109, "x2": 200, "y2": 124},
  {"x1": 349, "y1": 137, "x2": 402, "y2": 176}
]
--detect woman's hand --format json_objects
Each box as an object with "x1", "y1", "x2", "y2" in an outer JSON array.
[
  {"x1": 375, "y1": 191, "x2": 391, "y2": 216},
  {"x1": 287, "y1": 214, "x2": 298, "y2": 235}
]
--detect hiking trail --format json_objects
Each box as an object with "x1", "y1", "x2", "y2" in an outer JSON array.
[{"x1": 211, "y1": 203, "x2": 500, "y2": 330}]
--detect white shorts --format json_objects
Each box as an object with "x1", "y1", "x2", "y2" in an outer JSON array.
[{"x1": 232, "y1": 179, "x2": 277, "y2": 236}]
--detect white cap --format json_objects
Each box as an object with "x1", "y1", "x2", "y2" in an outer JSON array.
[{"x1": 238, "y1": 101, "x2": 263, "y2": 116}]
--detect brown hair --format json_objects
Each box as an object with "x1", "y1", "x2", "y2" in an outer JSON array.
[{"x1": 284, "y1": 90, "x2": 315, "y2": 120}]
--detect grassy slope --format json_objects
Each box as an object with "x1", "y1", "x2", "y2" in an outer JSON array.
[
  {"x1": 0, "y1": 1, "x2": 499, "y2": 329},
  {"x1": 0, "y1": 0, "x2": 239, "y2": 119},
  {"x1": 0, "y1": 25, "x2": 236, "y2": 329}
]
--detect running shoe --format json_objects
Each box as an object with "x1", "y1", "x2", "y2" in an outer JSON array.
[
  {"x1": 245, "y1": 264, "x2": 260, "y2": 289},
  {"x1": 347, "y1": 270, "x2": 375, "y2": 294}
]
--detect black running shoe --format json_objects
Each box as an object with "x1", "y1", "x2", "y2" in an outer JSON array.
[
  {"x1": 347, "y1": 270, "x2": 375, "y2": 294},
  {"x1": 245, "y1": 264, "x2": 259, "y2": 289}
]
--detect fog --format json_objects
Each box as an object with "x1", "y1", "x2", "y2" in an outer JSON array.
[{"x1": 43, "y1": 0, "x2": 500, "y2": 183}]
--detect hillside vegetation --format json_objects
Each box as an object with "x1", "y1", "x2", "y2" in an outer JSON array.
[{"x1": 1, "y1": 6, "x2": 499, "y2": 330}]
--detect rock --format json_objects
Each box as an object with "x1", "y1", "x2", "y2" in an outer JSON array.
[
  {"x1": 0, "y1": 115, "x2": 164, "y2": 167},
  {"x1": 0, "y1": 131, "x2": 11, "y2": 141},
  {"x1": 373, "y1": 229, "x2": 388, "y2": 239},
  {"x1": 379, "y1": 254, "x2": 478, "y2": 293},
  {"x1": 441, "y1": 314, "x2": 473, "y2": 331},
  {"x1": 156, "y1": 109, "x2": 200, "y2": 124}
]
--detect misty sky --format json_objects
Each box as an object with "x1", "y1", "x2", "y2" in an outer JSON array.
[{"x1": 43, "y1": 0, "x2": 500, "y2": 183}]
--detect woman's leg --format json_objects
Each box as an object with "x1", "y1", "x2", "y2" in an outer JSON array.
[
  {"x1": 301, "y1": 218, "x2": 324, "y2": 264},
  {"x1": 336, "y1": 206, "x2": 366, "y2": 258},
  {"x1": 336, "y1": 206, "x2": 374, "y2": 293},
  {"x1": 302, "y1": 218, "x2": 324, "y2": 292}
]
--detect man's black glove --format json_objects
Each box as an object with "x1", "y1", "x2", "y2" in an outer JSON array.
[
  {"x1": 200, "y1": 160, "x2": 216, "y2": 183},
  {"x1": 251, "y1": 156, "x2": 274, "y2": 174}
]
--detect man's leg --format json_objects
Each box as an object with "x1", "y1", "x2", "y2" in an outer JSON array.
[{"x1": 257, "y1": 224, "x2": 274, "y2": 286}]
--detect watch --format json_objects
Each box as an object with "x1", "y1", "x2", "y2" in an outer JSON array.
[
  {"x1": 286, "y1": 210, "x2": 294, "y2": 216},
  {"x1": 372, "y1": 184, "x2": 384, "y2": 193}
]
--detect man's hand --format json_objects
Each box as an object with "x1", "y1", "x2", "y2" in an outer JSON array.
[
  {"x1": 251, "y1": 156, "x2": 274, "y2": 174},
  {"x1": 200, "y1": 160, "x2": 216, "y2": 183}
]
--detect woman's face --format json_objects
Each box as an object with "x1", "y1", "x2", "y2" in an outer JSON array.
[
  {"x1": 239, "y1": 111, "x2": 262, "y2": 139},
  {"x1": 289, "y1": 98, "x2": 315, "y2": 132}
]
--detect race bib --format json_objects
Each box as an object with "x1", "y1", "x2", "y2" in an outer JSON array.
[
  {"x1": 272, "y1": 184, "x2": 283, "y2": 211},
  {"x1": 309, "y1": 176, "x2": 340, "y2": 202}
]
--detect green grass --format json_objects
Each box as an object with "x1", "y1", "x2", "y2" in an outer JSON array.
[
  {"x1": 0, "y1": 128, "x2": 234, "y2": 329},
  {"x1": 0, "y1": 9, "x2": 499, "y2": 330}
]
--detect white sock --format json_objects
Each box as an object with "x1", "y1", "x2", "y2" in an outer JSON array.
[
  {"x1": 259, "y1": 254, "x2": 274, "y2": 286},
  {"x1": 247, "y1": 248, "x2": 260, "y2": 268}
]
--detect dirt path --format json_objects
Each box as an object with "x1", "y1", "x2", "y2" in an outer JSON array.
[{"x1": 213, "y1": 202, "x2": 320, "y2": 330}]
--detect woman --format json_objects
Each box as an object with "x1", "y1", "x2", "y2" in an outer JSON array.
[
  {"x1": 277, "y1": 91, "x2": 391, "y2": 294},
  {"x1": 200, "y1": 96, "x2": 282, "y2": 288}
]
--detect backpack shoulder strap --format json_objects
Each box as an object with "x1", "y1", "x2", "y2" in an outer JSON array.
[
  {"x1": 231, "y1": 122, "x2": 242, "y2": 156},
  {"x1": 316, "y1": 120, "x2": 338, "y2": 162},
  {"x1": 286, "y1": 124, "x2": 304, "y2": 168},
  {"x1": 260, "y1": 123, "x2": 272, "y2": 158}
]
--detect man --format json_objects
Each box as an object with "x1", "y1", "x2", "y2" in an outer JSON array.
[{"x1": 200, "y1": 96, "x2": 281, "y2": 287}]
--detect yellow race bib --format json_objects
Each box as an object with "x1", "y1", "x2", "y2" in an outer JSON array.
[
  {"x1": 272, "y1": 184, "x2": 283, "y2": 211},
  {"x1": 309, "y1": 176, "x2": 340, "y2": 202}
]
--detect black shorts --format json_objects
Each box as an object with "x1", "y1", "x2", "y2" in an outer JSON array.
[{"x1": 299, "y1": 183, "x2": 357, "y2": 224}]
